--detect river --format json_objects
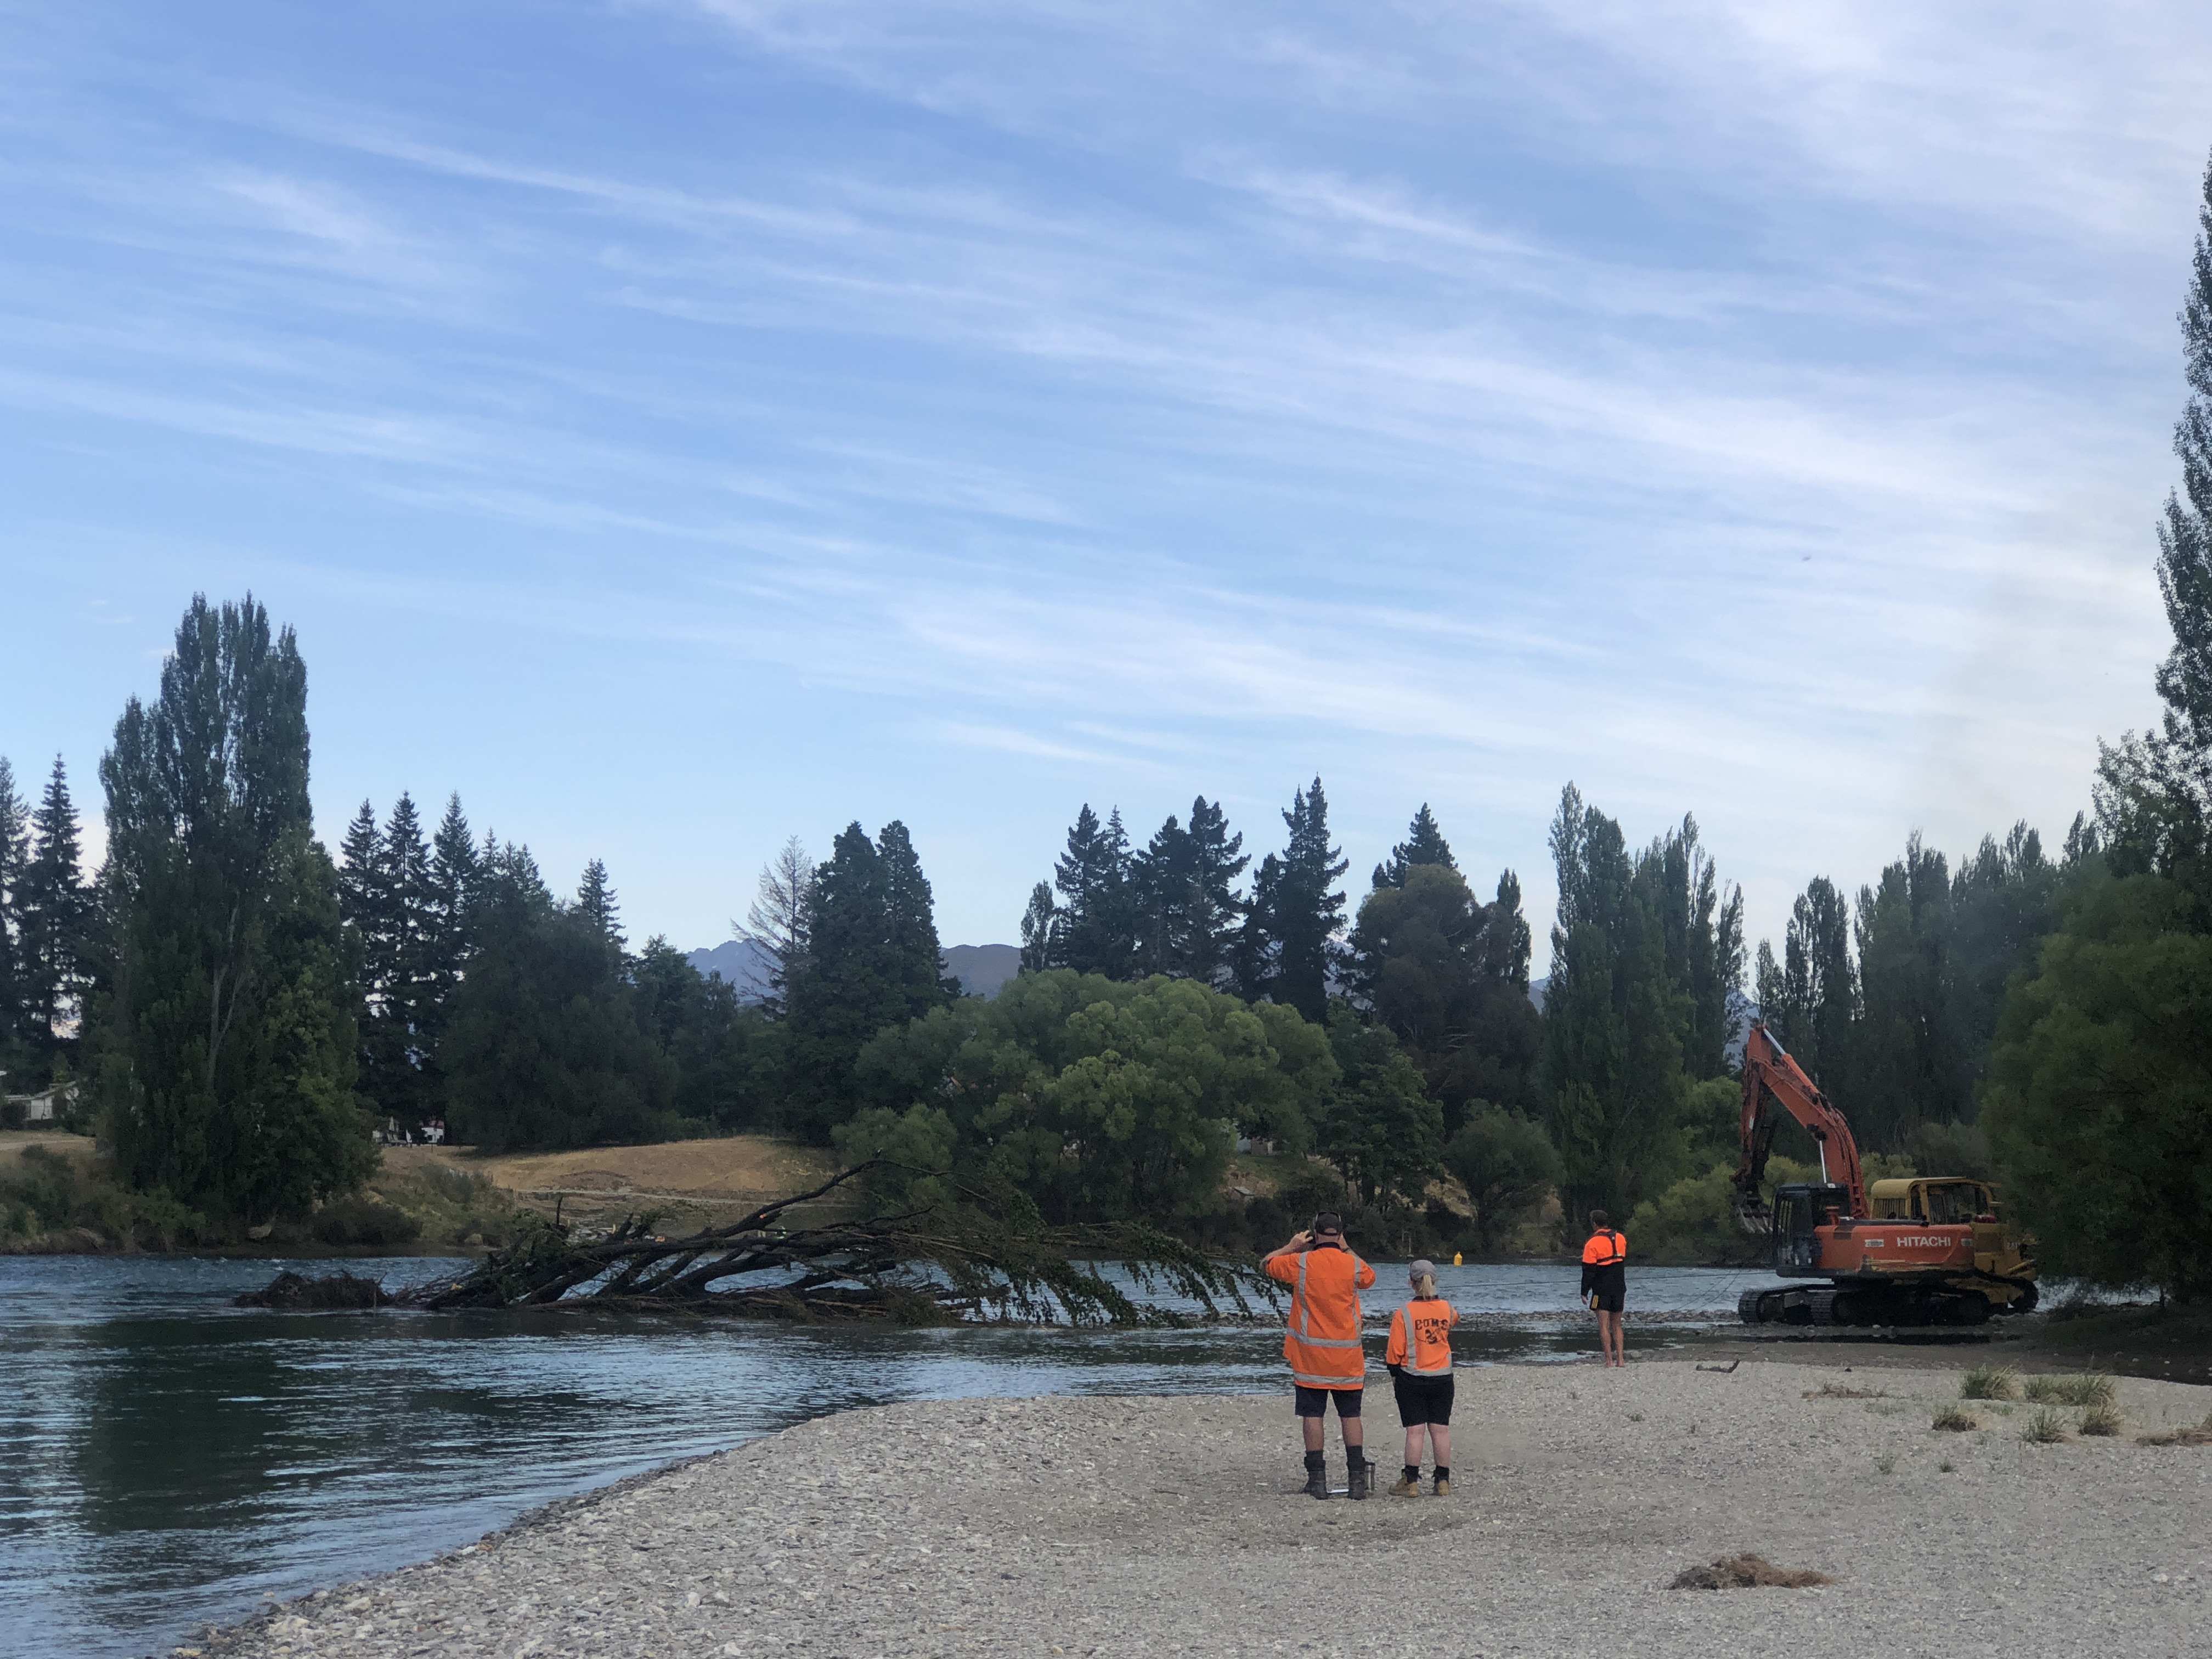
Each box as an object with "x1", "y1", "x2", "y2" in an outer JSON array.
[{"x1": 1, "y1": 1254, "x2": 1787, "y2": 1658}]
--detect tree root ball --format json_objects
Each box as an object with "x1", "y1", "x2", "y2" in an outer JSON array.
[
  {"x1": 1669, "y1": 1554, "x2": 1836, "y2": 1590},
  {"x1": 234, "y1": 1269, "x2": 390, "y2": 1310}
]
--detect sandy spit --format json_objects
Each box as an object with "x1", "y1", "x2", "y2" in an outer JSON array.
[{"x1": 191, "y1": 1358, "x2": 2211, "y2": 1659}]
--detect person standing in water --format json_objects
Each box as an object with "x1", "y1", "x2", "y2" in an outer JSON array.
[
  {"x1": 1580, "y1": 1210, "x2": 1628, "y2": 1368},
  {"x1": 1262, "y1": 1214, "x2": 1377, "y2": 1499},
  {"x1": 1384, "y1": 1259, "x2": 1456, "y2": 1496}
]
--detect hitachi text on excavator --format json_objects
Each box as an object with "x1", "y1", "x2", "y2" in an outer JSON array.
[{"x1": 1730, "y1": 1022, "x2": 2037, "y2": 1327}]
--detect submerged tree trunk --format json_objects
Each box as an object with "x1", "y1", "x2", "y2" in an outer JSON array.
[{"x1": 248, "y1": 1162, "x2": 1273, "y2": 1327}]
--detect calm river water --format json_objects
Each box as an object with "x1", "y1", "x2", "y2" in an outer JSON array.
[{"x1": 1, "y1": 1255, "x2": 1787, "y2": 1658}]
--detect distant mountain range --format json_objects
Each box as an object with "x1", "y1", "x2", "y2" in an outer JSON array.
[{"x1": 685, "y1": 940, "x2": 1022, "y2": 1001}]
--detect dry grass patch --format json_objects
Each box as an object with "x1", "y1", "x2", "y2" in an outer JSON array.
[
  {"x1": 1931, "y1": 1405, "x2": 1978, "y2": 1432},
  {"x1": 1671, "y1": 1555, "x2": 1836, "y2": 1591},
  {"x1": 1960, "y1": 1365, "x2": 2020, "y2": 1401},
  {"x1": 2136, "y1": 1411, "x2": 2212, "y2": 1448},
  {"x1": 1803, "y1": 1383, "x2": 1884, "y2": 1399}
]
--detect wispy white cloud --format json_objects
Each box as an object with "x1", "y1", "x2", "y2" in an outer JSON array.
[{"x1": 1, "y1": 0, "x2": 2196, "y2": 955}]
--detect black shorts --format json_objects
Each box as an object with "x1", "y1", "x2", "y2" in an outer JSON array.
[
  {"x1": 1293, "y1": 1385, "x2": 1363, "y2": 1419},
  {"x1": 1590, "y1": 1290, "x2": 1625, "y2": 1314},
  {"x1": 1391, "y1": 1373, "x2": 1454, "y2": 1426}
]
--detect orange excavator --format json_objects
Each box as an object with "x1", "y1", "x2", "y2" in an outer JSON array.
[{"x1": 1731, "y1": 1022, "x2": 2037, "y2": 1327}]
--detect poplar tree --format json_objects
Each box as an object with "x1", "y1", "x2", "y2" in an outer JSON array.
[
  {"x1": 92, "y1": 595, "x2": 370, "y2": 1221},
  {"x1": 1537, "y1": 785, "x2": 1696, "y2": 1222},
  {"x1": 1018, "y1": 881, "x2": 1058, "y2": 975}
]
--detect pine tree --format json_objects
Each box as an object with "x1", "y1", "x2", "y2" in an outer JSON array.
[
  {"x1": 575, "y1": 857, "x2": 625, "y2": 954},
  {"x1": 1178, "y1": 797, "x2": 1246, "y2": 986},
  {"x1": 92, "y1": 596, "x2": 369, "y2": 1221},
  {"x1": 1374, "y1": 803, "x2": 1456, "y2": 888},
  {"x1": 419, "y1": 793, "x2": 478, "y2": 1076},
  {"x1": 782, "y1": 820, "x2": 957, "y2": 1139},
  {"x1": 1263, "y1": 777, "x2": 1348, "y2": 1022},
  {"x1": 1130, "y1": 812, "x2": 1192, "y2": 979},
  {"x1": 1050, "y1": 805, "x2": 1134, "y2": 978},
  {"x1": 16, "y1": 757, "x2": 92, "y2": 1072}
]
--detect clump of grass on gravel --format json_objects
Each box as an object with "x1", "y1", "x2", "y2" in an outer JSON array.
[
  {"x1": 1803, "y1": 1383, "x2": 1883, "y2": 1399},
  {"x1": 2020, "y1": 1407, "x2": 2069, "y2": 1444},
  {"x1": 1960, "y1": 1365, "x2": 2019, "y2": 1401},
  {"x1": 2076, "y1": 1401, "x2": 2123, "y2": 1437},
  {"x1": 1670, "y1": 1555, "x2": 1835, "y2": 1591},
  {"x1": 1932, "y1": 1405, "x2": 1978, "y2": 1432},
  {"x1": 2024, "y1": 1374, "x2": 2115, "y2": 1408}
]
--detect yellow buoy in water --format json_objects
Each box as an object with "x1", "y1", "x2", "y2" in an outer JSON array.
[{"x1": 1452, "y1": 1252, "x2": 1463, "y2": 1266}]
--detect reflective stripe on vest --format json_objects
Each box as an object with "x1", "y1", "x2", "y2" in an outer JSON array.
[
  {"x1": 1400, "y1": 1302, "x2": 1451, "y2": 1376},
  {"x1": 1292, "y1": 1251, "x2": 1367, "y2": 1345}
]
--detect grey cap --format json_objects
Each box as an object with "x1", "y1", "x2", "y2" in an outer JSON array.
[{"x1": 1408, "y1": 1259, "x2": 1437, "y2": 1283}]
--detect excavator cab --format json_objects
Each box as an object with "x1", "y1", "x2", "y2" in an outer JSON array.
[{"x1": 1772, "y1": 1182, "x2": 1850, "y2": 1274}]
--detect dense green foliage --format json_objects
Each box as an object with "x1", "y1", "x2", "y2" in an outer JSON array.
[
  {"x1": 1980, "y1": 156, "x2": 2212, "y2": 1301},
  {"x1": 88, "y1": 596, "x2": 373, "y2": 1223},
  {"x1": 1982, "y1": 874, "x2": 2211, "y2": 1300},
  {"x1": 840, "y1": 968, "x2": 1334, "y2": 1224},
  {"x1": 1537, "y1": 792, "x2": 1742, "y2": 1224},
  {"x1": 1752, "y1": 823, "x2": 2069, "y2": 1150}
]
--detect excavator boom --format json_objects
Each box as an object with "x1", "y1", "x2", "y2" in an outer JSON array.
[{"x1": 1730, "y1": 1022, "x2": 1866, "y2": 1231}]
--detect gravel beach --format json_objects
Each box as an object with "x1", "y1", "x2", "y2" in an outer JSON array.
[{"x1": 191, "y1": 1357, "x2": 2211, "y2": 1659}]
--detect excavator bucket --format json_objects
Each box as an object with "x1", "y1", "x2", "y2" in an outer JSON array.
[{"x1": 1731, "y1": 1187, "x2": 1774, "y2": 1237}]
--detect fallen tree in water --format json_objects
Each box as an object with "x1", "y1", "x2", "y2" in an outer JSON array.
[{"x1": 241, "y1": 1161, "x2": 1272, "y2": 1326}]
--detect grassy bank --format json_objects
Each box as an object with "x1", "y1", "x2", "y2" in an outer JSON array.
[{"x1": 0, "y1": 1130, "x2": 849, "y2": 1256}]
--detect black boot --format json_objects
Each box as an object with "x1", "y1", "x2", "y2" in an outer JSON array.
[
  {"x1": 1346, "y1": 1454, "x2": 1369, "y2": 1501},
  {"x1": 1303, "y1": 1451, "x2": 1329, "y2": 1500}
]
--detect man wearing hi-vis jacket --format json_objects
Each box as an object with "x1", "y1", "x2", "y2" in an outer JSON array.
[{"x1": 1262, "y1": 1213, "x2": 1378, "y2": 1499}]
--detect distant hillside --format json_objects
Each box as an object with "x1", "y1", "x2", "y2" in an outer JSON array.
[
  {"x1": 687, "y1": 939, "x2": 773, "y2": 996},
  {"x1": 685, "y1": 939, "x2": 1021, "y2": 1001},
  {"x1": 941, "y1": 943, "x2": 1020, "y2": 998}
]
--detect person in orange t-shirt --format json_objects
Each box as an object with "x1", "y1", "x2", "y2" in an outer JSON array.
[
  {"x1": 1263, "y1": 1212, "x2": 1378, "y2": 1499},
  {"x1": 1580, "y1": 1209, "x2": 1628, "y2": 1368}
]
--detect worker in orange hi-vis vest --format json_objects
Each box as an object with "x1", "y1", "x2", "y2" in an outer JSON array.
[
  {"x1": 1384, "y1": 1259, "x2": 1457, "y2": 1496},
  {"x1": 1262, "y1": 1212, "x2": 1378, "y2": 1500},
  {"x1": 1580, "y1": 1209, "x2": 1629, "y2": 1368}
]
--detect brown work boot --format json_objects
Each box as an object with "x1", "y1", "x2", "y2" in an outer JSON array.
[
  {"x1": 1431, "y1": 1475, "x2": 1451, "y2": 1498},
  {"x1": 1388, "y1": 1471, "x2": 1421, "y2": 1498}
]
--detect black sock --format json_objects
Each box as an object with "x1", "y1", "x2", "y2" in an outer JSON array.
[
  {"x1": 1304, "y1": 1450, "x2": 1325, "y2": 1471},
  {"x1": 1402, "y1": 1464, "x2": 1419, "y2": 1481},
  {"x1": 1434, "y1": 1466, "x2": 1450, "y2": 1482}
]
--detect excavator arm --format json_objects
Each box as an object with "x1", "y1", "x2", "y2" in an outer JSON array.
[{"x1": 1730, "y1": 1022, "x2": 1867, "y2": 1234}]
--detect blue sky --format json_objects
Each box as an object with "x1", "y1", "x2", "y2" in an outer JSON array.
[{"x1": 4, "y1": 2, "x2": 2209, "y2": 964}]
